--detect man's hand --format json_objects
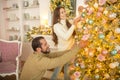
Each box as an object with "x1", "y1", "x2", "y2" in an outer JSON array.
[
  {"x1": 79, "y1": 40, "x2": 89, "y2": 48},
  {"x1": 72, "y1": 40, "x2": 89, "y2": 49}
]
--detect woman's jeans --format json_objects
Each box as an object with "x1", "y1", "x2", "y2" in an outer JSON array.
[{"x1": 51, "y1": 63, "x2": 70, "y2": 80}]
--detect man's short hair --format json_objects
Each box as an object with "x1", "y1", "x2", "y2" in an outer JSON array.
[{"x1": 32, "y1": 36, "x2": 44, "y2": 51}]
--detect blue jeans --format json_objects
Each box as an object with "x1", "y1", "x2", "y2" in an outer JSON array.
[{"x1": 51, "y1": 63, "x2": 70, "y2": 80}]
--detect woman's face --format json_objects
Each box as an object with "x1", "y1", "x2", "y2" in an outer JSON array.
[{"x1": 59, "y1": 8, "x2": 66, "y2": 20}]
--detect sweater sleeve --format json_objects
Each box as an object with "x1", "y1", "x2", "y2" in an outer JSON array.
[
  {"x1": 36, "y1": 45, "x2": 79, "y2": 70},
  {"x1": 54, "y1": 24, "x2": 75, "y2": 40},
  {"x1": 46, "y1": 50, "x2": 69, "y2": 58}
]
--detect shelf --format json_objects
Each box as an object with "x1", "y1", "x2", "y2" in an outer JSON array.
[
  {"x1": 6, "y1": 19, "x2": 19, "y2": 22},
  {"x1": 9, "y1": 35, "x2": 20, "y2": 41},
  {"x1": 24, "y1": 18, "x2": 40, "y2": 21},
  {"x1": 3, "y1": 7, "x2": 19, "y2": 11},
  {"x1": 23, "y1": 5, "x2": 39, "y2": 9},
  {"x1": 2, "y1": 0, "x2": 41, "y2": 41},
  {"x1": 7, "y1": 29, "x2": 20, "y2": 32}
]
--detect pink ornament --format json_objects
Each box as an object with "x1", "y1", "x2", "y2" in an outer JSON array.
[
  {"x1": 102, "y1": 50, "x2": 108, "y2": 55},
  {"x1": 96, "y1": 12, "x2": 102, "y2": 17},
  {"x1": 87, "y1": 7, "x2": 94, "y2": 15},
  {"x1": 99, "y1": 0, "x2": 106, "y2": 6},
  {"x1": 98, "y1": 7, "x2": 104, "y2": 12},
  {"x1": 97, "y1": 54, "x2": 106, "y2": 61},
  {"x1": 74, "y1": 71, "x2": 81, "y2": 78},
  {"x1": 102, "y1": 19, "x2": 107, "y2": 24},
  {"x1": 81, "y1": 34, "x2": 90, "y2": 40}
]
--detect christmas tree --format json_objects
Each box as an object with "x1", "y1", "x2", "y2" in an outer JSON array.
[{"x1": 70, "y1": 0, "x2": 120, "y2": 80}]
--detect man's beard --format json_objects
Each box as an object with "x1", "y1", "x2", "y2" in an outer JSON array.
[{"x1": 41, "y1": 49, "x2": 50, "y2": 54}]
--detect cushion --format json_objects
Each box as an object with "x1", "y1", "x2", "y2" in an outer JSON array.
[
  {"x1": 0, "y1": 61, "x2": 16, "y2": 73},
  {"x1": 0, "y1": 41, "x2": 19, "y2": 62}
]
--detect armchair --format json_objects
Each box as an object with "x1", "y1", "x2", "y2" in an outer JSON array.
[{"x1": 0, "y1": 39, "x2": 22, "y2": 80}]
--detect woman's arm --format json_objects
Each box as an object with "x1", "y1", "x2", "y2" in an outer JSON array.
[
  {"x1": 54, "y1": 24, "x2": 75, "y2": 40},
  {"x1": 53, "y1": 17, "x2": 81, "y2": 40}
]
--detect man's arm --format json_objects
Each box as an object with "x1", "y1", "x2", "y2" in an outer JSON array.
[
  {"x1": 46, "y1": 50, "x2": 70, "y2": 58},
  {"x1": 36, "y1": 45, "x2": 79, "y2": 70}
]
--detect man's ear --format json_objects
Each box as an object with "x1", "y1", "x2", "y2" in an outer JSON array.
[{"x1": 36, "y1": 47, "x2": 41, "y2": 52}]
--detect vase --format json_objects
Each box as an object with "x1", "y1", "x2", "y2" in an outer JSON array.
[{"x1": 23, "y1": 1, "x2": 29, "y2": 7}]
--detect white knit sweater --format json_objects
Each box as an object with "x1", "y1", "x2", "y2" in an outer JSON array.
[{"x1": 53, "y1": 20, "x2": 75, "y2": 51}]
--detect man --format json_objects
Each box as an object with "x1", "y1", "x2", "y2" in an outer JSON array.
[{"x1": 20, "y1": 36, "x2": 81, "y2": 80}]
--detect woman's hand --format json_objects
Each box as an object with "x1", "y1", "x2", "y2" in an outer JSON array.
[{"x1": 73, "y1": 16, "x2": 81, "y2": 26}]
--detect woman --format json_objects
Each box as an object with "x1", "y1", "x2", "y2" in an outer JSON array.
[{"x1": 51, "y1": 6, "x2": 80, "y2": 80}]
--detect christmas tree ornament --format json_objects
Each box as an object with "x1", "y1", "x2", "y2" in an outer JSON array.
[
  {"x1": 109, "y1": 13, "x2": 117, "y2": 19},
  {"x1": 109, "y1": 62, "x2": 117, "y2": 68},
  {"x1": 111, "y1": 49, "x2": 117, "y2": 55},
  {"x1": 94, "y1": 74, "x2": 100, "y2": 79},
  {"x1": 74, "y1": 71, "x2": 81, "y2": 78},
  {"x1": 88, "y1": 19, "x2": 94, "y2": 24},
  {"x1": 99, "y1": 33, "x2": 105, "y2": 39},
  {"x1": 115, "y1": 28, "x2": 120, "y2": 33},
  {"x1": 98, "y1": 0, "x2": 106, "y2": 6},
  {"x1": 81, "y1": 12, "x2": 86, "y2": 17}
]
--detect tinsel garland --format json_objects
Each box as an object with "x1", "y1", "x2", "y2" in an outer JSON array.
[{"x1": 26, "y1": 26, "x2": 52, "y2": 41}]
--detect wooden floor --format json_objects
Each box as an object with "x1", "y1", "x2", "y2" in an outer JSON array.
[
  {"x1": 0, "y1": 75, "x2": 50, "y2": 80},
  {"x1": 0, "y1": 75, "x2": 16, "y2": 80}
]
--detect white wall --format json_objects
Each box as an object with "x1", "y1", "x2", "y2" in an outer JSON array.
[
  {"x1": 39, "y1": 0, "x2": 50, "y2": 25},
  {"x1": 0, "y1": 0, "x2": 6, "y2": 39}
]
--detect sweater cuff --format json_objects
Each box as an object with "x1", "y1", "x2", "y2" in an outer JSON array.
[{"x1": 71, "y1": 25, "x2": 75, "y2": 30}]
